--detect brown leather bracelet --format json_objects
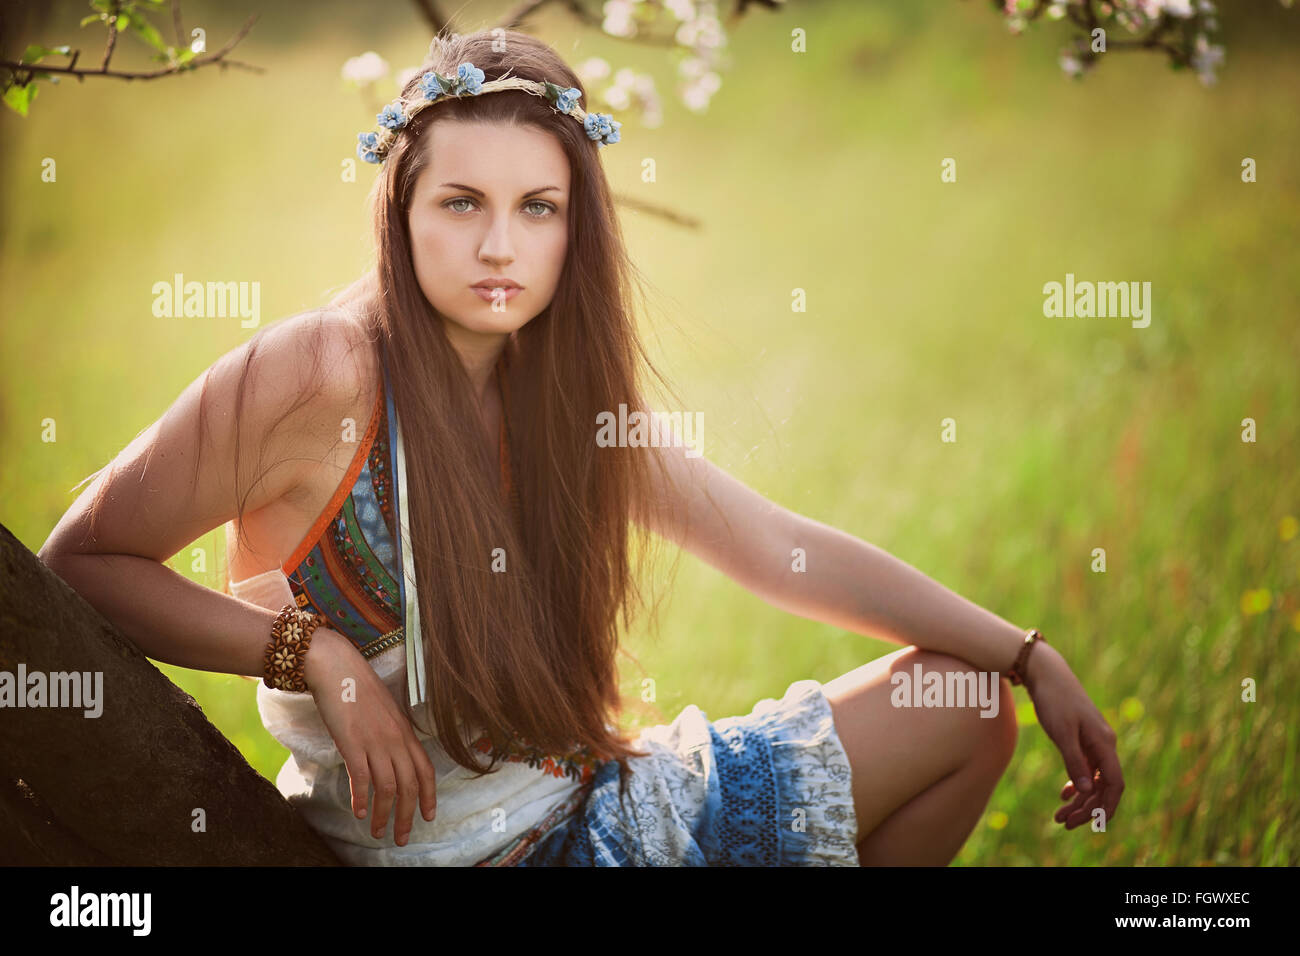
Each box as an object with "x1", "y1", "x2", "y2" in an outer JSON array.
[
  {"x1": 1006, "y1": 628, "x2": 1044, "y2": 687},
  {"x1": 263, "y1": 604, "x2": 322, "y2": 693}
]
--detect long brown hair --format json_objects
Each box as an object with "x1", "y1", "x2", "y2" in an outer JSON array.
[
  {"x1": 79, "y1": 27, "x2": 696, "y2": 786},
  {"x1": 325, "y1": 28, "x2": 694, "y2": 779}
]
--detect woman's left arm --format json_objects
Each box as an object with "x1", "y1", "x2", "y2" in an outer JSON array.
[
  {"x1": 635, "y1": 439, "x2": 1031, "y2": 674},
  {"x1": 635, "y1": 439, "x2": 1124, "y2": 825}
]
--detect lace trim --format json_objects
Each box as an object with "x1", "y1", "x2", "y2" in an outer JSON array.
[{"x1": 760, "y1": 680, "x2": 860, "y2": 864}]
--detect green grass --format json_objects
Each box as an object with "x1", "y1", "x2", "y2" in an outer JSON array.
[{"x1": 3, "y1": 0, "x2": 1297, "y2": 865}]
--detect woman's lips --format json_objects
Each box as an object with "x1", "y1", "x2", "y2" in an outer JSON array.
[{"x1": 471, "y1": 286, "x2": 523, "y2": 303}]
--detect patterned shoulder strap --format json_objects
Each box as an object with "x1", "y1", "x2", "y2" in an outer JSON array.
[{"x1": 382, "y1": 343, "x2": 427, "y2": 710}]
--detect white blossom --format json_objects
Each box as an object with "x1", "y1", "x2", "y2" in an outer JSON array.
[
  {"x1": 678, "y1": 55, "x2": 709, "y2": 80},
  {"x1": 341, "y1": 51, "x2": 389, "y2": 86},
  {"x1": 603, "y1": 0, "x2": 637, "y2": 37},
  {"x1": 1136, "y1": 0, "x2": 1196, "y2": 17},
  {"x1": 665, "y1": 0, "x2": 697, "y2": 21},
  {"x1": 681, "y1": 71, "x2": 720, "y2": 111},
  {"x1": 577, "y1": 57, "x2": 612, "y2": 83},
  {"x1": 603, "y1": 84, "x2": 632, "y2": 110},
  {"x1": 1190, "y1": 33, "x2": 1224, "y2": 85},
  {"x1": 676, "y1": 11, "x2": 726, "y2": 50}
]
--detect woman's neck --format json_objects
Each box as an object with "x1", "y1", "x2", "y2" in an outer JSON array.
[{"x1": 450, "y1": 337, "x2": 508, "y2": 410}]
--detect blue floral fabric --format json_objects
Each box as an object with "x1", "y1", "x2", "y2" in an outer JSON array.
[{"x1": 517, "y1": 679, "x2": 860, "y2": 866}]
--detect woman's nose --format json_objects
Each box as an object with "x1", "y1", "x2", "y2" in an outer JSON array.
[{"x1": 478, "y1": 216, "x2": 515, "y2": 264}]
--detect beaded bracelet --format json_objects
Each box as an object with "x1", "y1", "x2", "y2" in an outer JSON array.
[{"x1": 263, "y1": 604, "x2": 322, "y2": 693}]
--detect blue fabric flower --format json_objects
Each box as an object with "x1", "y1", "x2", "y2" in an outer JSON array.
[
  {"x1": 419, "y1": 71, "x2": 445, "y2": 101},
  {"x1": 583, "y1": 112, "x2": 621, "y2": 147},
  {"x1": 377, "y1": 101, "x2": 407, "y2": 130},
  {"x1": 583, "y1": 112, "x2": 608, "y2": 140},
  {"x1": 555, "y1": 86, "x2": 581, "y2": 114},
  {"x1": 356, "y1": 131, "x2": 381, "y2": 164},
  {"x1": 455, "y1": 62, "x2": 485, "y2": 95}
]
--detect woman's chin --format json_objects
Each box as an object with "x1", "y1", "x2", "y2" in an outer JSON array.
[{"x1": 439, "y1": 309, "x2": 531, "y2": 339}]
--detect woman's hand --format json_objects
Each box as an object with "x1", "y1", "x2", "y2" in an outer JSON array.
[
  {"x1": 1021, "y1": 642, "x2": 1125, "y2": 831},
  {"x1": 304, "y1": 626, "x2": 438, "y2": 846}
]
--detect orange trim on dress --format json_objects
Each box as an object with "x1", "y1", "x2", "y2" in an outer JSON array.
[{"x1": 281, "y1": 377, "x2": 386, "y2": 575}]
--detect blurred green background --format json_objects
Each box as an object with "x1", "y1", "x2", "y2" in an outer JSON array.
[{"x1": 3, "y1": 0, "x2": 1297, "y2": 866}]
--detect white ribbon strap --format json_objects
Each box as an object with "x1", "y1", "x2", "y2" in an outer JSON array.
[{"x1": 393, "y1": 401, "x2": 427, "y2": 709}]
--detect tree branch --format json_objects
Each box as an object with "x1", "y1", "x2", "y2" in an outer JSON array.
[
  {"x1": 100, "y1": 0, "x2": 121, "y2": 72},
  {"x1": 2, "y1": 12, "x2": 261, "y2": 86},
  {"x1": 173, "y1": 0, "x2": 185, "y2": 50},
  {"x1": 411, "y1": 0, "x2": 449, "y2": 34},
  {"x1": 612, "y1": 192, "x2": 702, "y2": 229},
  {"x1": 490, "y1": 0, "x2": 677, "y2": 46},
  {"x1": 498, "y1": 0, "x2": 552, "y2": 30}
]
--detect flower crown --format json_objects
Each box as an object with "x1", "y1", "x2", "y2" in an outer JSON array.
[{"x1": 356, "y1": 61, "x2": 621, "y2": 164}]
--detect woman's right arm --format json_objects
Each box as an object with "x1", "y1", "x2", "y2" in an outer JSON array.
[
  {"x1": 38, "y1": 314, "x2": 437, "y2": 841},
  {"x1": 38, "y1": 316, "x2": 341, "y2": 678}
]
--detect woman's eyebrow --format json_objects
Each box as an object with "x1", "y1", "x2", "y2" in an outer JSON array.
[{"x1": 437, "y1": 182, "x2": 563, "y2": 199}]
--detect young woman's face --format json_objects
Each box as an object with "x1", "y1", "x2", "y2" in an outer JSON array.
[{"x1": 407, "y1": 119, "x2": 570, "y2": 347}]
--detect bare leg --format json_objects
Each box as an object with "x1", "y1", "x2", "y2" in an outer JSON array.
[{"x1": 821, "y1": 645, "x2": 1019, "y2": 865}]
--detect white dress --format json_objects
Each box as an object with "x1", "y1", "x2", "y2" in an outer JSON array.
[{"x1": 230, "y1": 568, "x2": 591, "y2": 866}]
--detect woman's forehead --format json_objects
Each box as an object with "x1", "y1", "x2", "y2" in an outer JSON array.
[{"x1": 421, "y1": 119, "x2": 570, "y2": 184}]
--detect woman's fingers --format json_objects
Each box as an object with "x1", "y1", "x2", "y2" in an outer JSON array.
[
  {"x1": 1062, "y1": 783, "x2": 1104, "y2": 829},
  {"x1": 1054, "y1": 775, "x2": 1094, "y2": 824},
  {"x1": 389, "y1": 750, "x2": 420, "y2": 847},
  {"x1": 1055, "y1": 721, "x2": 1097, "y2": 798},
  {"x1": 406, "y1": 735, "x2": 438, "y2": 823},
  {"x1": 367, "y1": 716, "x2": 438, "y2": 843},
  {"x1": 367, "y1": 753, "x2": 398, "y2": 840},
  {"x1": 1086, "y1": 721, "x2": 1125, "y2": 824},
  {"x1": 313, "y1": 663, "x2": 442, "y2": 844},
  {"x1": 340, "y1": 743, "x2": 371, "y2": 820},
  {"x1": 1055, "y1": 724, "x2": 1123, "y2": 830}
]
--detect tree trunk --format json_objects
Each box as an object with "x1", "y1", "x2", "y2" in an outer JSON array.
[{"x1": 0, "y1": 522, "x2": 342, "y2": 865}]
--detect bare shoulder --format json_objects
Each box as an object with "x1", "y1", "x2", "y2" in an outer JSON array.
[
  {"x1": 256, "y1": 307, "x2": 379, "y2": 409},
  {"x1": 244, "y1": 308, "x2": 383, "y2": 492},
  {"x1": 38, "y1": 309, "x2": 378, "y2": 566}
]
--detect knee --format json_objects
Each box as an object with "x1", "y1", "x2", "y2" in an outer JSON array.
[
  {"x1": 961, "y1": 665, "x2": 1017, "y2": 771},
  {"x1": 898, "y1": 649, "x2": 1018, "y2": 769},
  {"x1": 982, "y1": 677, "x2": 1019, "y2": 769}
]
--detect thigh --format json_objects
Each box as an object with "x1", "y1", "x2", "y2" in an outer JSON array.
[{"x1": 821, "y1": 645, "x2": 1017, "y2": 839}]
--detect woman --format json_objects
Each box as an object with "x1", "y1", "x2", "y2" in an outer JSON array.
[{"x1": 38, "y1": 29, "x2": 1122, "y2": 866}]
